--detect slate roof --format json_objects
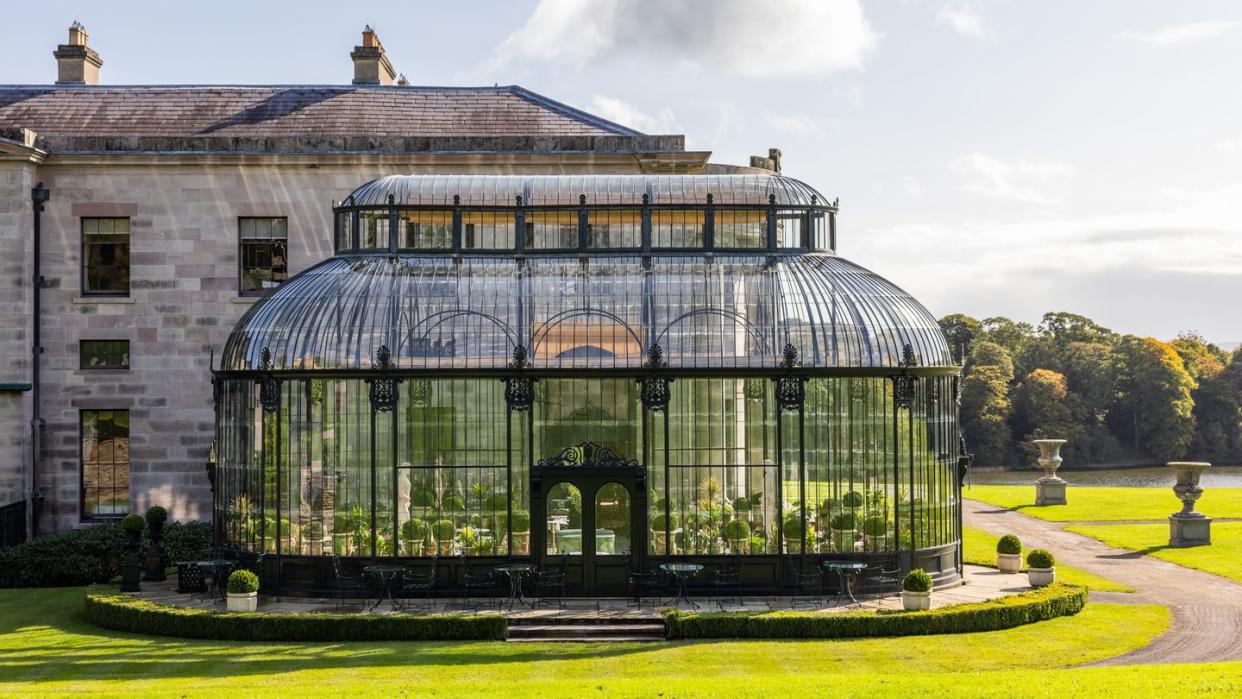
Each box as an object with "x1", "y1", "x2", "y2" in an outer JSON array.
[{"x1": 0, "y1": 85, "x2": 684, "y2": 154}]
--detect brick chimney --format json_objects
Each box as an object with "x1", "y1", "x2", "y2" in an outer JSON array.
[
  {"x1": 53, "y1": 21, "x2": 103, "y2": 85},
  {"x1": 351, "y1": 26, "x2": 396, "y2": 86}
]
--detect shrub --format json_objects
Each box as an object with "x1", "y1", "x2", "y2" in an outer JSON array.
[
  {"x1": 841, "y1": 491, "x2": 865, "y2": 508},
  {"x1": 161, "y1": 522, "x2": 212, "y2": 562},
  {"x1": 782, "y1": 516, "x2": 804, "y2": 540},
  {"x1": 902, "y1": 568, "x2": 933, "y2": 592},
  {"x1": 510, "y1": 510, "x2": 531, "y2": 532},
  {"x1": 731, "y1": 496, "x2": 752, "y2": 513},
  {"x1": 431, "y1": 519, "x2": 456, "y2": 541},
  {"x1": 722, "y1": 519, "x2": 750, "y2": 542},
  {"x1": 830, "y1": 512, "x2": 858, "y2": 530},
  {"x1": 1027, "y1": 548, "x2": 1055, "y2": 569},
  {"x1": 120, "y1": 513, "x2": 146, "y2": 534},
  {"x1": 401, "y1": 518, "x2": 428, "y2": 542},
  {"x1": 862, "y1": 516, "x2": 887, "y2": 537},
  {"x1": 664, "y1": 583, "x2": 1087, "y2": 639},
  {"x1": 651, "y1": 514, "x2": 673, "y2": 531},
  {"x1": 85, "y1": 592, "x2": 507, "y2": 641},
  {"x1": 228, "y1": 569, "x2": 259, "y2": 594},
  {"x1": 442, "y1": 495, "x2": 466, "y2": 512},
  {"x1": 997, "y1": 534, "x2": 1022, "y2": 555},
  {"x1": 145, "y1": 506, "x2": 168, "y2": 527},
  {"x1": 410, "y1": 488, "x2": 436, "y2": 508}
]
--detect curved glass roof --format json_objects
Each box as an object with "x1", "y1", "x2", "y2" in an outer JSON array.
[
  {"x1": 222, "y1": 253, "x2": 952, "y2": 372},
  {"x1": 344, "y1": 174, "x2": 831, "y2": 208}
]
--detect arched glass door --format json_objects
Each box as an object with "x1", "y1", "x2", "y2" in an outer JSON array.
[
  {"x1": 546, "y1": 482, "x2": 583, "y2": 556},
  {"x1": 595, "y1": 482, "x2": 630, "y2": 555}
]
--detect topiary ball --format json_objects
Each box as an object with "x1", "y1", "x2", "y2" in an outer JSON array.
[
  {"x1": 841, "y1": 491, "x2": 865, "y2": 508},
  {"x1": 120, "y1": 513, "x2": 146, "y2": 534},
  {"x1": 902, "y1": 568, "x2": 932, "y2": 593},
  {"x1": 997, "y1": 534, "x2": 1022, "y2": 555},
  {"x1": 144, "y1": 506, "x2": 168, "y2": 527},
  {"x1": 1026, "y1": 548, "x2": 1055, "y2": 569},
  {"x1": 227, "y1": 569, "x2": 260, "y2": 594}
]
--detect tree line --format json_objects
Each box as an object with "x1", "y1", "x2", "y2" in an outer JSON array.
[{"x1": 940, "y1": 312, "x2": 1242, "y2": 468}]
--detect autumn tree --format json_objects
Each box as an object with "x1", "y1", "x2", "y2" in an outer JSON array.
[
  {"x1": 960, "y1": 342, "x2": 1014, "y2": 465},
  {"x1": 938, "y1": 314, "x2": 981, "y2": 364},
  {"x1": 1190, "y1": 349, "x2": 1242, "y2": 462},
  {"x1": 1108, "y1": 336, "x2": 1196, "y2": 461}
]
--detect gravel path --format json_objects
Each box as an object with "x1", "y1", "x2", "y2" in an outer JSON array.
[{"x1": 964, "y1": 498, "x2": 1242, "y2": 665}]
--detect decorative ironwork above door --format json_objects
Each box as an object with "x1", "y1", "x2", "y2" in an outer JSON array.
[{"x1": 531, "y1": 441, "x2": 645, "y2": 489}]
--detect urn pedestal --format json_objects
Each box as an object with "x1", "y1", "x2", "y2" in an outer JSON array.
[
  {"x1": 1033, "y1": 439, "x2": 1068, "y2": 506},
  {"x1": 1168, "y1": 461, "x2": 1211, "y2": 547}
]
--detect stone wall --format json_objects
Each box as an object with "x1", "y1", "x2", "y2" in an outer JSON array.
[
  {"x1": 0, "y1": 162, "x2": 35, "y2": 508},
  {"x1": 30, "y1": 155, "x2": 661, "y2": 531}
]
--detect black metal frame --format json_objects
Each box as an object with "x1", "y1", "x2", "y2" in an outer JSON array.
[
  {"x1": 79, "y1": 216, "x2": 130, "y2": 298},
  {"x1": 78, "y1": 408, "x2": 130, "y2": 522}
]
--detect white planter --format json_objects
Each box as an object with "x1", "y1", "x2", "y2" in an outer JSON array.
[
  {"x1": 227, "y1": 591, "x2": 258, "y2": 612},
  {"x1": 901, "y1": 589, "x2": 931, "y2": 611},
  {"x1": 996, "y1": 552, "x2": 1022, "y2": 574},
  {"x1": 1027, "y1": 567, "x2": 1055, "y2": 588}
]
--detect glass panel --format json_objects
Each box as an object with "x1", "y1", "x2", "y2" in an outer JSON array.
[
  {"x1": 80, "y1": 340, "x2": 129, "y2": 369},
  {"x1": 82, "y1": 217, "x2": 130, "y2": 295},
  {"x1": 776, "y1": 211, "x2": 804, "y2": 248},
  {"x1": 336, "y1": 212, "x2": 353, "y2": 251},
  {"x1": 546, "y1": 482, "x2": 582, "y2": 555},
  {"x1": 651, "y1": 210, "x2": 704, "y2": 248},
  {"x1": 359, "y1": 212, "x2": 390, "y2": 250},
  {"x1": 595, "y1": 482, "x2": 630, "y2": 555},
  {"x1": 462, "y1": 211, "x2": 515, "y2": 250},
  {"x1": 535, "y1": 379, "x2": 639, "y2": 460},
  {"x1": 810, "y1": 212, "x2": 829, "y2": 250},
  {"x1": 81, "y1": 409, "x2": 129, "y2": 518},
  {"x1": 524, "y1": 210, "x2": 578, "y2": 249},
  {"x1": 715, "y1": 209, "x2": 766, "y2": 248},
  {"x1": 587, "y1": 210, "x2": 641, "y2": 248},
  {"x1": 399, "y1": 211, "x2": 453, "y2": 250}
]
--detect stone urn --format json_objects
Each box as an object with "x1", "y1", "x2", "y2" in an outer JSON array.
[
  {"x1": 1168, "y1": 461, "x2": 1212, "y2": 547},
  {"x1": 1033, "y1": 439, "x2": 1068, "y2": 506}
]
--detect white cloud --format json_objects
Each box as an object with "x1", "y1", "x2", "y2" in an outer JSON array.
[
  {"x1": 587, "y1": 95, "x2": 682, "y2": 134},
  {"x1": 1117, "y1": 21, "x2": 1237, "y2": 47},
  {"x1": 951, "y1": 153, "x2": 1075, "y2": 205},
  {"x1": 1216, "y1": 137, "x2": 1242, "y2": 153},
  {"x1": 490, "y1": 0, "x2": 879, "y2": 78},
  {"x1": 937, "y1": 4, "x2": 987, "y2": 39},
  {"x1": 764, "y1": 113, "x2": 825, "y2": 138}
]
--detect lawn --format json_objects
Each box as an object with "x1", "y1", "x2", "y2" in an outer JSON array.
[
  {"x1": 0, "y1": 587, "x2": 1171, "y2": 697},
  {"x1": 963, "y1": 485, "x2": 1242, "y2": 522},
  {"x1": 1065, "y1": 521, "x2": 1242, "y2": 585},
  {"x1": 961, "y1": 526, "x2": 1135, "y2": 592}
]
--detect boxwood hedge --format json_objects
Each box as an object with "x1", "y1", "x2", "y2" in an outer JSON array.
[
  {"x1": 0, "y1": 521, "x2": 211, "y2": 588},
  {"x1": 664, "y1": 583, "x2": 1086, "y2": 639},
  {"x1": 84, "y1": 591, "x2": 507, "y2": 642}
]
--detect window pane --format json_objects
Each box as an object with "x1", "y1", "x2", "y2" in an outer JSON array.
[
  {"x1": 239, "y1": 218, "x2": 289, "y2": 294},
  {"x1": 359, "y1": 213, "x2": 390, "y2": 249},
  {"x1": 715, "y1": 210, "x2": 766, "y2": 248},
  {"x1": 652, "y1": 210, "x2": 704, "y2": 248},
  {"x1": 524, "y1": 210, "x2": 577, "y2": 249},
  {"x1": 81, "y1": 409, "x2": 130, "y2": 519},
  {"x1": 462, "y1": 211, "x2": 514, "y2": 250},
  {"x1": 776, "y1": 211, "x2": 804, "y2": 248},
  {"x1": 81, "y1": 340, "x2": 130, "y2": 369},
  {"x1": 82, "y1": 218, "x2": 130, "y2": 295},
  {"x1": 547, "y1": 482, "x2": 582, "y2": 555},
  {"x1": 595, "y1": 483, "x2": 630, "y2": 555},
  {"x1": 399, "y1": 211, "x2": 452, "y2": 250},
  {"x1": 587, "y1": 210, "x2": 641, "y2": 249}
]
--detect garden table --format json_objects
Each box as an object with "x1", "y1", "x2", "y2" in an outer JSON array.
[
  {"x1": 494, "y1": 562, "x2": 537, "y2": 610},
  {"x1": 195, "y1": 559, "x2": 236, "y2": 602},
  {"x1": 363, "y1": 564, "x2": 406, "y2": 611},
  {"x1": 823, "y1": 560, "x2": 866, "y2": 605},
  {"x1": 660, "y1": 563, "x2": 704, "y2": 609}
]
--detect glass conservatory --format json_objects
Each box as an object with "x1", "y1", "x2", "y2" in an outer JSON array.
[{"x1": 212, "y1": 174, "x2": 966, "y2": 595}]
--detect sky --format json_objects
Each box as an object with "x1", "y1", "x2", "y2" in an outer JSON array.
[{"x1": 3, "y1": 1, "x2": 1240, "y2": 343}]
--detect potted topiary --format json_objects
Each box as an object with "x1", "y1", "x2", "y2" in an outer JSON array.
[
  {"x1": 510, "y1": 510, "x2": 531, "y2": 552},
  {"x1": 410, "y1": 487, "x2": 436, "y2": 517},
  {"x1": 861, "y1": 515, "x2": 888, "y2": 551},
  {"x1": 901, "y1": 568, "x2": 933, "y2": 611},
  {"x1": 841, "y1": 490, "x2": 864, "y2": 510},
  {"x1": 782, "y1": 515, "x2": 805, "y2": 554},
  {"x1": 226, "y1": 569, "x2": 260, "y2": 612},
  {"x1": 996, "y1": 534, "x2": 1022, "y2": 573},
  {"x1": 143, "y1": 505, "x2": 169, "y2": 582},
  {"x1": 401, "y1": 518, "x2": 429, "y2": 556},
  {"x1": 432, "y1": 519, "x2": 456, "y2": 555},
  {"x1": 723, "y1": 519, "x2": 751, "y2": 554},
  {"x1": 1026, "y1": 548, "x2": 1055, "y2": 587},
  {"x1": 119, "y1": 513, "x2": 145, "y2": 592},
  {"x1": 830, "y1": 512, "x2": 858, "y2": 552}
]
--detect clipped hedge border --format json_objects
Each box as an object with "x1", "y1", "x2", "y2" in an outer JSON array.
[
  {"x1": 84, "y1": 592, "x2": 506, "y2": 642},
  {"x1": 664, "y1": 582, "x2": 1086, "y2": 640}
]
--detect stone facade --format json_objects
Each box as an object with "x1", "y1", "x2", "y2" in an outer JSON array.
[{"x1": 0, "y1": 155, "x2": 37, "y2": 507}]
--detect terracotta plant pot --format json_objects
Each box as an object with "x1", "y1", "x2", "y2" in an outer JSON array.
[
  {"x1": 1027, "y1": 566, "x2": 1055, "y2": 587},
  {"x1": 996, "y1": 552, "x2": 1022, "y2": 574},
  {"x1": 227, "y1": 591, "x2": 258, "y2": 612},
  {"x1": 901, "y1": 589, "x2": 931, "y2": 611}
]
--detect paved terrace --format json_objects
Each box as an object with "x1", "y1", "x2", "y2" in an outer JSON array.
[{"x1": 134, "y1": 564, "x2": 1027, "y2": 618}]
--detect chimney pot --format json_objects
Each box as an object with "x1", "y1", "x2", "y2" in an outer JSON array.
[
  {"x1": 351, "y1": 26, "x2": 396, "y2": 86},
  {"x1": 53, "y1": 21, "x2": 102, "y2": 85}
]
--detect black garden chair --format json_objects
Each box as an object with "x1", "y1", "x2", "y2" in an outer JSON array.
[
  {"x1": 711, "y1": 557, "x2": 744, "y2": 609},
  {"x1": 623, "y1": 552, "x2": 661, "y2": 607},
  {"x1": 791, "y1": 559, "x2": 824, "y2": 609},
  {"x1": 530, "y1": 557, "x2": 567, "y2": 608},
  {"x1": 331, "y1": 553, "x2": 369, "y2": 606},
  {"x1": 400, "y1": 555, "x2": 439, "y2": 612}
]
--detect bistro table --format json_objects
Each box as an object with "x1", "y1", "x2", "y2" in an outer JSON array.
[
  {"x1": 659, "y1": 563, "x2": 704, "y2": 609},
  {"x1": 823, "y1": 560, "x2": 867, "y2": 605},
  {"x1": 363, "y1": 564, "x2": 407, "y2": 611},
  {"x1": 494, "y1": 563, "x2": 537, "y2": 610},
  {"x1": 196, "y1": 559, "x2": 236, "y2": 602}
]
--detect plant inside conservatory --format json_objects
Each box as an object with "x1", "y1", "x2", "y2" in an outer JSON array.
[
  {"x1": 862, "y1": 514, "x2": 888, "y2": 551},
  {"x1": 401, "y1": 518, "x2": 429, "y2": 556},
  {"x1": 996, "y1": 534, "x2": 1023, "y2": 573},
  {"x1": 227, "y1": 569, "x2": 260, "y2": 612},
  {"x1": 510, "y1": 510, "x2": 531, "y2": 553},
  {"x1": 901, "y1": 568, "x2": 933, "y2": 611},
  {"x1": 783, "y1": 513, "x2": 806, "y2": 554},
  {"x1": 723, "y1": 519, "x2": 751, "y2": 554},
  {"x1": 432, "y1": 519, "x2": 456, "y2": 555},
  {"x1": 831, "y1": 511, "x2": 858, "y2": 552}
]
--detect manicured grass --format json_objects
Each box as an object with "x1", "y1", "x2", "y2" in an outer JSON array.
[
  {"x1": 964, "y1": 485, "x2": 1242, "y2": 521},
  {"x1": 1066, "y1": 521, "x2": 1242, "y2": 585},
  {"x1": 962, "y1": 526, "x2": 1135, "y2": 592},
  {"x1": 0, "y1": 587, "x2": 1169, "y2": 697}
]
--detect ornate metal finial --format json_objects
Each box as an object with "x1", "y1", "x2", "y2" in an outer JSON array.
[
  {"x1": 516, "y1": 194, "x2": 523, "y2": 206},
  {"x1": 639, "y1": 343, "x2": 672, "y2": 411},
  {"x1": 893, "y1": 343, "x2": 918, "y2": 410},
  {"x1": 365, "y1": 344, "x2": 402, "y2": 412},
  {"x1": 452, "y1": 194, "x2": 461, "y2": 206},
  {"x1": 769, "y1": 194, "x2": 776, "y2": 206},
  {"x1": 504, "y1": 344, "x2": 536, "y2": 411},
  {"x1": 256, "y1": 347, "x2": 281, "y2": 413},
  {"x1": 706, "y1": 193, "x2": 714, "y2": 205},
  {"x1": 579, "y1": 194, "x2": 587, "y2": 206},
  {"x1": 387, "y1": 193, "x2": 395, "y2": 205},
  {"x1": 642, "y1": 193, "x2": 650, "y2": 205},
  {"x1": 774, "y1": 342, "x2": 806, "y2": 411}
]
